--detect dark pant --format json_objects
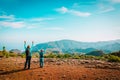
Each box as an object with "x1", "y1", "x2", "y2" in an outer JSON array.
[
  {"x1": 40, "y1": 58, "x2": 44, "y2": 68},
  {"x1": 24, "y1": 56, "x2": 31, "y2": 69}
]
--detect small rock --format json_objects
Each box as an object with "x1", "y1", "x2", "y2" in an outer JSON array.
[
  {"x1": 95, "y1": 77, "x2": 101, "y2": 80},
  {"x1": 39, "y1": 77, "x2": 44, "y2": 80},
  {"x1": 37, "y1": 74, "x2": 41, "y2": 76},
  {"x1": 44, "y1": 72, "x2": 48, "y2": 74},
  {"x1": 62, "y1": 75, "x2": 66, "y2": 78},
  {"x1": 82, "y1": 74, "x2": 87, "y2": 78},
  {"x1": 79, "y1": 78, "x2": 83, "y2": 80},
  {"x1": 0, "y1": 58, "x2": 2, "y2": 60}
]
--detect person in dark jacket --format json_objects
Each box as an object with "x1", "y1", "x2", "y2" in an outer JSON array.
[
  {"x1": 39, "y1": 49, "x2": 45, "y2": 68},
  {"x1": 24, "y1": 41, "x2": 34, "y2": 69}
]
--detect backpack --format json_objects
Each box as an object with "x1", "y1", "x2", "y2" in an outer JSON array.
[{"x1": 25, "y1": 48, "x2": 30, "y2": 56}]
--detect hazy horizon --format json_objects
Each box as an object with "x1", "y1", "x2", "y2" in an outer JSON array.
[
  {"x1": 0, "y1": 39, "x2": 120, "y2": 51},
  {"x1": 0, "y1": 0, "x2": 120, "y2": 50}
]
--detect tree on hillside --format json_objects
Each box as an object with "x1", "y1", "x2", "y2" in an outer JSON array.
[
  {"x1": 110, "y1": 51, "x2": 120, "y2": 57},
  {"x1": 86, "y1": 50, "x2": 105, "y2": 56}
]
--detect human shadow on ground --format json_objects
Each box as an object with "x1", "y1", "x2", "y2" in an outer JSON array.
[{"x1": 0, "y1": 67, "x2": 40, "y2": 75}]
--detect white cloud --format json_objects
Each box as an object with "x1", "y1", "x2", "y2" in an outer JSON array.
[
  {"x1": 98, "y1": 2, "x2": 115, "y2": 13},
  {"x1": 55, "y1": 6, "x2": 91, "y2": 17},
  {"x1": 0, "y1": 21, "x2": 25, "y2": 28},
  {"x1": 28, "y1": 17, "x2": 54, "y2": 22},
  {"x1": 69, "y1": 10, "x2": 91, "y2": 17},
  {"x1": 0, "y1": 14, "x2": 15, "y2": 21},
  {"x1": 0, "y1": 14, "x2": 54, "y2": 29},
  {"x1": 98, "y1": 0, "x2": 120, "y2": 14},
  {"x1": 25, "y1": 23, "x2": 42, "y2": 29},
  {"x1": 100, "y1": 7, "x2": 115, "y2": 13},
  {"x1": 55, "y1": 6, "x2": 68, "y2": 14}
]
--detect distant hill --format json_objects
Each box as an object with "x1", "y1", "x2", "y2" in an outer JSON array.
[
  {"x1": 33, "y1": 39, "x2": 120, "y2": 54},
  {"x1": 9, "y1": 49, "x2": 22, "y2": 54},
  {"x1": 63, "y1": 48, "x2": 97, "y2": 54}
]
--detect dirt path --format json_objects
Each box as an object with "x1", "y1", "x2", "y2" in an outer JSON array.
[{"x1": 0, "y1": 58, "x2": 120, "y2": 80}]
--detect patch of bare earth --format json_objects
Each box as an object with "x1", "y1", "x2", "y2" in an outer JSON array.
[{"x1": 0, "y1": 57, "x2": 120, "y2": 80}]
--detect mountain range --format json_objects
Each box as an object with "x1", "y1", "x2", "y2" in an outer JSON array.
[{"x1": 33, "y1": 39, "x2": 120, "y2": 54}]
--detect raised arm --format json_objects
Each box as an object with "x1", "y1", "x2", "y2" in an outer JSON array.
[
  {"x1": 44, "y1": 49, "x2": 46, "y2": 54},
  {"x1": 31, "y1": 41, "x2": 34, "y2": 48},
  {"x1": 24, "y1": 41, "x2": 27, "y2": 50}
]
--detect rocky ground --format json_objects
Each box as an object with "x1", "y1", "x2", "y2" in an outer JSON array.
[{"x1": 0, "y1": 57, "x2": 120, "y2": 80}]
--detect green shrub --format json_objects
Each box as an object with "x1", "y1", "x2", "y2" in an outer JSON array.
[
  {"x1": 2, "y1": 51, "x2": 9, "y2": 58},
  {"x1": 20, "y1": 53, "x2": 26, "y2": 58},
  {"x1": 78, "y1": 55, "x2": 86, "y2": 59},
  {"x1": 32, "y1": 53, "x2": 39, "y2": 58},
  {"x1": 2, "y1": 46, "x2": 9, "y2": 58},
  {"x1": 108, "y1": 55, "x2": 120, "y2": 62},
  {"x1": 45, "y1": 53, "x2": 57, "y2": 58},
  {"x1": 9, "y1": 53, "x2": 17, "y2": 57},
  {"x1": 95, "y1": 56, "x2": 106, "y2": 60},
  {"x1": 6, "y1": 53, "x2": 9, "y2": 58},
  {"x1": 63, "y1": 54, "x2": 72, "y2": 58},
  {"x1": 45, "y1": 53, "x2": 73, "y2": 58},
  {"x1": 43, "y1": 52, "x2": 120, "y2": 62},
  {"x1": 0, "y1": 51, "x2": 4, "y2": 57},
  {"x1": 72, "y1": 54, "x2": 80, "y2": 59},
  {"x1": 56, "y1": 53, "x2": 72, "y2": 58},
  {"x1": 110, "y1": 51, "x2": 120, "y2": 57},
  {"x1": 56, "y1": 54, "x2": 64, "y2": 58}
]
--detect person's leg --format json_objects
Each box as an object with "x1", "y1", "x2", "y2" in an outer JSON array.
[
  {"x1": 28, "y1": 56, "x2": 31, "y2": 69},
  {"x1": 42, "y1": 58, "x2": 44, "y2": 68},
  {"x1": 24, "y1": 56, "x2": 28, "y2": 69},
  {"x1": 39, "y1": 58, "x2": 41, "y2": 67},
  {"x1": 40, "y1": 58, "x2": 42, "y2": 67},
  {"x1": 40, "y1": 58, "x2": 44, "y2": 68}
]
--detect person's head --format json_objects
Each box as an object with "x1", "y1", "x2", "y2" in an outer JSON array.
[
  {"x1": 40, "y1": 49, "x2": 44, "y2": 52},
  {"x1": 27, "y1": 45, "x2": 30, "y2": 49}
]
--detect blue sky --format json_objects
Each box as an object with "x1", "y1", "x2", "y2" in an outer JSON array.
[{"x1": 0, "y1": 0, "x2": 120, "y2": 50}]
